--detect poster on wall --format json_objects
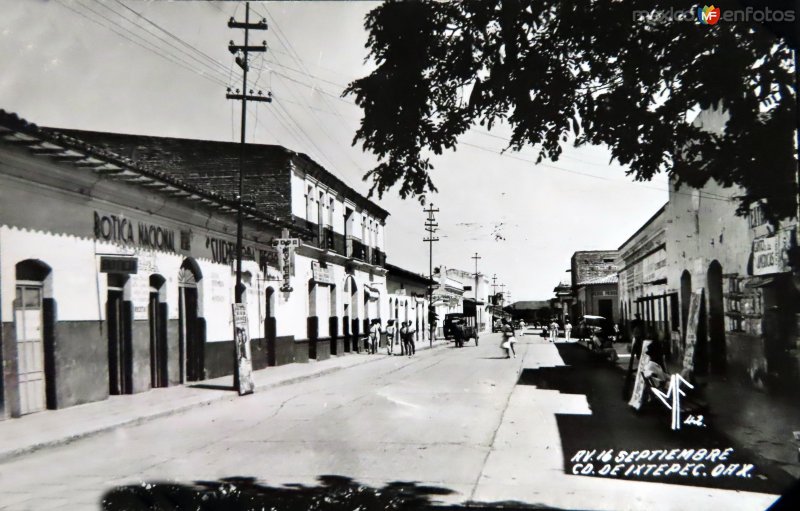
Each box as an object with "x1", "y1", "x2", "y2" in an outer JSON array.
[
  {"x1": 628, "y1": 340, "x2": 653, "y2": 410},
  {"x1": 232, "y1": 304, "x2": 255, "y2": 395},
  {"x1": 681, "y1": 288, "x2": 704, "y2": 379}
]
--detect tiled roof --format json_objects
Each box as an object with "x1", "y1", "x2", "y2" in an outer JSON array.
[
  {"x1": 0, "y1": 109, "x2": 301, "y2": 234},
  {"x1": 577, "y1": 274, "x2": 619, "y2": 286},
  {"x1": 41, "y1": 128, "x2": 390, "y2": 221}
]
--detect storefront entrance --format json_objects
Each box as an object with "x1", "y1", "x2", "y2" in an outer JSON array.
[
  {"x1": 107, "y1": 273, "x2": 133, "y2": 395},
  {"x1": 178, "y1": 259, "x2": 203, "y2": 382},
  {"x1": 149, "y1": 275, "x2": 168, "y2": 388},
  {"x1": 14, "y1": 282, "x2": 46, "y2": 414}
]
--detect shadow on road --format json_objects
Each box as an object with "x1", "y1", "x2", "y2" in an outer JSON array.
[
  {"x1": 188, "y1": 384, "x2": 236, "y2": 391},
  {"x1": 518, "y1": 343, "x2": 796, "y2": 495},
  {"x1": 101, "y1": 475, "x2": 570, "y2": 510}
]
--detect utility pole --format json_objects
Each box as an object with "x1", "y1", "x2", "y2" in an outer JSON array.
[
  {"x1": 471, "y1": 252, "x2": 481, "y2": 333},
  {"x1": 227, "y1": 2, "x2": 270, "y2": 389},
  {"x1": 491, "y1": 274, "x2": 498, "y2": 297},
  {"x1": 424, "y1": 203, "x2": 439, "y2": 348}
]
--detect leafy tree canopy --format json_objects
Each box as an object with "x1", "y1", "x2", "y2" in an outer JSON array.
[{"x1": 344, "y1": 0, "x2": 797, "y2": 221}]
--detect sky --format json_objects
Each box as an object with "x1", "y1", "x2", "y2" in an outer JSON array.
[{"x1": 0, "y1": 0, "x2": 669, "y2": 301}]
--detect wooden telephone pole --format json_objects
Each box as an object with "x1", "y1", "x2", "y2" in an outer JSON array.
[
  {"x1": 227, "y1": 2, "x2": 271, "y2": 391},
  {"x1": 471, "y1": 252, "x2": 481, "y2": 334},
  {"x1": 423, "y1": 204, "x2": 439, "y2": 348}
]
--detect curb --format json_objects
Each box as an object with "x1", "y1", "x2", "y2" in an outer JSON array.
[{"x1": 0, "y1": 340, "x2": 448, "y2": 463}]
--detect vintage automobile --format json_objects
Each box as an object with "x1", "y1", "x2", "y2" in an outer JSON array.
[
  {"x1": 576, "y1": 315, "x2": 613, "y2": 340},
  {"x1": 443, "y1": 313, "x2": 478, "y2": 345}
]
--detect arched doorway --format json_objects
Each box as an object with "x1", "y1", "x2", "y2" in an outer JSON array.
[
  {"x1": 265, "y1": 287, "x2": 277, "y2": 365},
  {"x1": 707, "y1": 261, "x2": 726, "y2": 374},
  {"x1": 680, "y1": 270, "x2": 692, "y2": 346},
  {"x1": 14, "y1": 259, "x2": 54, "y2": 414},
  {"x1": 149, "y1": 274, "x2": 168, "y2": 388},
  {"x1": 178, "y1": 258, "x2": 203, "y2": 382},
  {"x1": 107, "y1": 272, "x2": 132, "y2": 395}
]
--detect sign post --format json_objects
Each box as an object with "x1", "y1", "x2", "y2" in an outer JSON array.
[
  {"x1": 681, "y1": 288, "x2": 704, "y2": 380},
  {"x1": 270, "y1": 236, "x2": 299, "y2": 293},
  {"x1": 232, "y1": 304, "x2": 255, "y2": 395}
]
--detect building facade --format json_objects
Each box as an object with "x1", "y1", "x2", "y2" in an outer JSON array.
[
  {"x1": 1, "y1": 112, "x2": 392, "y2": 419},
  {"x1": 571, "y1": 250, "x2": 619, "y2": 322},
  {"x1": 661, "y1": 108, "x2": 797, "y2": 387},
  {"x1": 617, "y1": 204, "x2": 671, "y2": 344},
  {"x1": 445, "y1": 268, "x2": 490, "y2": 332},
  {"x1": 385, "y1": 263, "x2": 433, "y2": 344}
]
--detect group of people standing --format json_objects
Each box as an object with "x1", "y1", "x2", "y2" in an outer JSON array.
[{"x1": 367, "y1": 319, "x2": 417, "y2": 357}]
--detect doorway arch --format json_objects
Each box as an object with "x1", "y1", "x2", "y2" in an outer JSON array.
[
  {"x1": 149, "y1": 274, "x2": 168, "y2": 388},
  {"x1": 13, "y1": 259, "x2": 55, "y2": 414},
  {"x1": 107, "y1": 272, "x2": 132, "y2": 395},
  {"x1": 707, "y1": 260, "x2": 726, "y2": 373},
  {"x1": 265, "y1": 286, "x2": 277, "y2": 365},
  {"x1": 680, "y1": 270, "x2": 692, "y2": 346},
  {"x1": 178, "y1": 258, "x2": 203, "y2": 382}
]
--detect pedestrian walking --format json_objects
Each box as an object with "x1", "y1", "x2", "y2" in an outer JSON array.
[
  {"x1": 386, "y1": 320, "x2": 397, "y2": 355},
  {"x1": 398, "y1": 321, "x2": 408, "y2": 355},
  {"x1": 369, "y1": 319, "x2": 381, "y2": 354},
  {"x1": 564, "y1": 320, "x2": 572, "y2": 341},
  {"x1": 409, "y1": 321, "x2": 417, "y2": 355},
  {"x1": 549, "y1": 319, "x2": 559, "y2": 342},
  {"x1": 453, "y1": 319, "x2": 466, "y2": 348},
  {"x1": 500, "y1": 319, "x2": 516, "y2": 358},
  {"x1": 402, "y1": 321, "x2": 415, "y2": 357}
]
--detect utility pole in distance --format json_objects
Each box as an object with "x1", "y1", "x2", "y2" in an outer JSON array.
[
  {"x1": 471, "y1": 252, "x2": 481, "y2": 336},
  {"x1": 227, "y1": 2, "x2": 270, "y2": 392},
  {"x1": 424, "y1": 203, "x2": 439, "y2": 348}
]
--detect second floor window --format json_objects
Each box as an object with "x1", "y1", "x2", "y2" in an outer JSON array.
[
  {"x1": 305, "y1": 187, "x2": 314, "y2": 222},
  {"x1": 328, "y1": 198, "x2": 334, "y2": 228}
]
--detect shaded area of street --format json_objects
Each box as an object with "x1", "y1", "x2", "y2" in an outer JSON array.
[
  {"x1": 101, "y1": 474, "x2": 572, "y2": 511},
  {"x1": 519, "y1": 343, "x2": 796, "y2": 494}
]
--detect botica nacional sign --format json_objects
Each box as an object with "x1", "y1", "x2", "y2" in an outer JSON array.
[{"x1": 94, "y1": 211, "x2": 176, "y2": 252}]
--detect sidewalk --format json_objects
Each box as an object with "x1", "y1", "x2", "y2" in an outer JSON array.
[{"x1": 0, "y1": 339, "x2": 448, "y2": 463}]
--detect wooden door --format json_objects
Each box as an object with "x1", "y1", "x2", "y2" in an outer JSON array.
[{"x1": 14, "y1": 284, "x2": 46, "y2": 415}]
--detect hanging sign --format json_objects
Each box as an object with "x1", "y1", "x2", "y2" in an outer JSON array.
[
  {"x1": 752, "y1": 229, "x2": 795, "y2": 276},
  {"x1": 311, "y1": 260, "x2": 334, "y2": 285},
  {"x1": 232, "y1": 304, "x2": 255, "y2": 395},
  {"x1": 100, "y1": 256, "x2": 138, "y2": 274},
  {"x1": 271, "y1": 238, "x2": 299, "y2": 292}
]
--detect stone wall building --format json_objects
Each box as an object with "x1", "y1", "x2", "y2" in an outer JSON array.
[
  {"x1": 663, "y1": 111, "x2": 799, "y2": 383},
  {"x1": 571, "y1": 250, "x2": 619, "y2": 322}
]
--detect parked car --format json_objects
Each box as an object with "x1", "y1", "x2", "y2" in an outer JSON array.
[
  {"x1": 444, "y1": 313, "x2": 478, "y2": 343},
  {"x1": 576, "y1": 315, "x2": 614, "y2": 340}
]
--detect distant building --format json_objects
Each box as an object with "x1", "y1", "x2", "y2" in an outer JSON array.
[
  {"x1": 508, "y1": 300, "x2": 551, "y2": 323},
  {"x1": 552, "y1": 282, "x2": 574, "y2": 322},
  {"x1": 617, "y1": 204, "x2": 669, "y2": 342},
  {"x1": 385, "y1": 263, "x2": 433, "y2": 343},
  {"x1": 444, "y1": 268, "x2": 490, "y2": 332},
  {"x1": 571, "y1": 250, "x2": 619, "y2": 322}
]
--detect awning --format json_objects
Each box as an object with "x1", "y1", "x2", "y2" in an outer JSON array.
[
  {"x1": 744, "y1": 275, "x2": 778, "y2": 289},
  {"x1": 364, "y1": 285, "x2": 381, "y2": 299}
]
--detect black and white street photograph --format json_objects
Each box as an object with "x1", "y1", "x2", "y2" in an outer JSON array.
[{"x1": 1, "y1": 1, "x2": 799, "y2": 510}]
